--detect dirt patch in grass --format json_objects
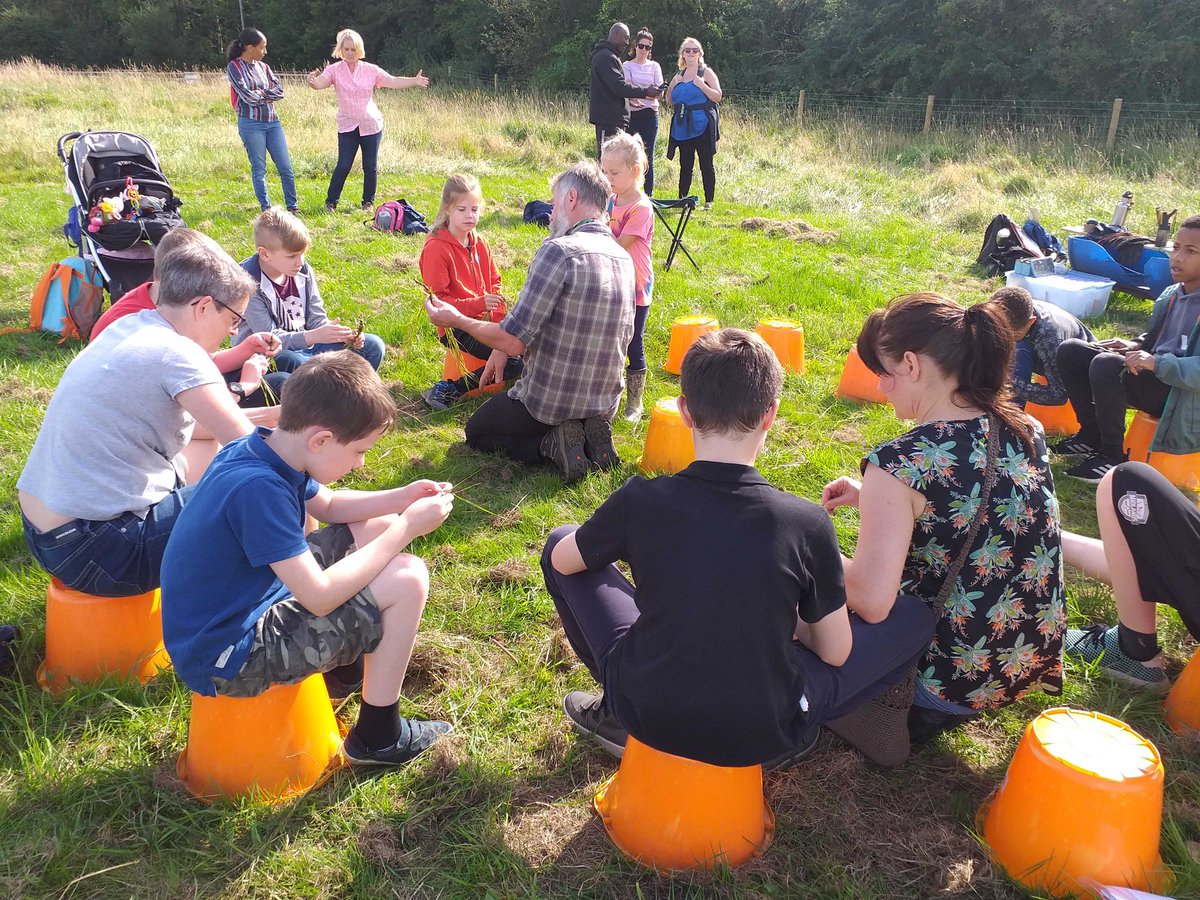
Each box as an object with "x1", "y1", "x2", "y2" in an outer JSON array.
[
  {"x1": 356, "y1": 820, "x2": 408, "y2": 867},
  {"x1": 381, "y1": 253, "x2": 418, "y2": 274},
  {"x1": 490, "y1": 504, "x2": 523, "y2": 528},
  {"x1": 484, "y1": 559, "x2": 533, "y2": 586},
  {"x1": 0, "y1": 377, "x2": 52, "y2": 404},
  {"x1": 830, "y1": 423, "x2": 865, "y2": 444},
  {"x1": 741, "y1": 217, "x2": 839, "y2": 244},
  {"x1": 404, "y1": 636, "x2": 458, "y2": 695}
]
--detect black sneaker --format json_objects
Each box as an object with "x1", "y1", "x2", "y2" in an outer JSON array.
[
  {"x1": 563, "y1": 691, "x2": 628, "y2": 758},
  {"x1": 582, "y1": 415, "x2": 620, "y2": 471},
  {"x1": 324, "y1": 202, "x2": 337, "y2": 213},
  {"x1": 1051, "y1": 435, "x2": 1100, "y2": 456},
  {"x1": 764, "y1": 726, "x2": 821, "y2": 771},
  {"x1": 540, "y1": 420, "x2": 588, "y2": 484},
  {"x1": 1066, "y1": 454, "x2": 1124, "y2": 483},
  {"x1": 421, "y1": 379, "x2": 462, "y2": 411},
  {"x1": 342, "y1": 718, "x2": 453, "y2": 767}
]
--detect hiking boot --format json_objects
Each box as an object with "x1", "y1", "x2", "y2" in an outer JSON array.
[
  {"x1": 421, "y1": 379, "x2": 462, "y2": 411},
  {"x1": 1051, "y1": 434, "x2": 1100, "y2": 456},
  {"x1": 825, "y1": 668, "x2": 917, "y2": 768},
  {"x1": 1065, "y1": 624, "x2": 1169, "y2": 693},
  {"x1": 540, "y1": 419, "x2": 588, "y2": 484},
  {"x1": 562, "y1": 691, "x2": 628, "y2": 758},
  {"x1": 361, "y1": 201, "x2": 375, "y2": 212},
  {"x1": 342, "y1": 718, "x2": 453, "y2": 767},
  {"x1": 764, "y1": 726, "x2": 821, "y2": 771},
  {"x1": 324, "y1": 202, "x2": 337, "y2": 213},
  {"x1": 622, "y1": 369, "x2": 647, "y2": 422},
  {"x1": 582, "y1": 415, "x2": 620, "y2": 471},
  {"x1": 1066, "y1": 454, "x2": 1124, "y2": 484}
]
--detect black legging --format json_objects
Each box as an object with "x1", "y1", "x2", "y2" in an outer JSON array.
[{"x1": 676, "y1": 125, "x2": 715, "y2": 204}]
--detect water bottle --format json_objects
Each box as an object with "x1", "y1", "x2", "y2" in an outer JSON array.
[{"x1": 1111, "y1": 191, "x2": 1134, "y2": 229}]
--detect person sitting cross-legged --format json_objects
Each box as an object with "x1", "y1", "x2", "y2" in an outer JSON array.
[{"x1": 541, "y1": 329, "x2": 936, "y2": 769}]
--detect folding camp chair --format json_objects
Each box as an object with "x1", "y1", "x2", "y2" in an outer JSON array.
[{"x1": 652, "y1": 196, "x2": 700, "y2": 272}]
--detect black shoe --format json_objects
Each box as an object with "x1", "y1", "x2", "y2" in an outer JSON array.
[
  {"x1": 582, "y1": 415, "x2": 620, "y2": 471},
  {"x1": 286, "y1": 205, "x2": 302, "y2": 215},
  {"x1": 1066, "y1": 454, "x2": 1124, "y2": 483},
  {"x1": 1051, "y1": 434, "x2": 1100, "y2": 456},
  {"x1": 764, "y1": 726, "x2": 821, "y2": 771},
  {"x1": 540, "y1": 420, "x2": 588, "y2": 484},
  {"x1": 342, "y1": 718, "x2": 453, "y2": 767},
  {"x1": 563, "y1": 691, "x2": 628, "y2": 758},
  {"x1": 324, "y1": 202, "x2": 337, "y2": 213},
  {"x1": 421, "y1": 379, "x2": 462, "y2": 411},
  {"x1": 0, "y1": 624, "x2": 19, "y2": 677}
]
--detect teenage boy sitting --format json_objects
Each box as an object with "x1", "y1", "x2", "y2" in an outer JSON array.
[
  {"x1": 541, "y1": 329, "x2": 935, "y2": 768},
  {"x1": 1054, "y1": 215, "x2": 1200, "y2": 482},
  {"x1": 987, "y1": 285, "x2": 1093, "y2": 409},
  {"x1": 237, "y1": 207, "x2": 386, "y2": 373},
  {"x1": 162, "y1": 352, "x2": 454, "y2": 766}
]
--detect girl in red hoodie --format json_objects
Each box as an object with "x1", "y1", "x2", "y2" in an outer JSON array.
[{"x1": 418, "y1": 174, "x2": 523, "y2": 409}]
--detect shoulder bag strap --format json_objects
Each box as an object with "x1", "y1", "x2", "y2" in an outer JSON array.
[{"x1": 933, "y1": 416, "x2": 1002, "y2": 608}]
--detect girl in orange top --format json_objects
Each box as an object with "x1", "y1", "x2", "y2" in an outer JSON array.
[{"x1": 418, "y1": 174, "x2": 523, "y2": 409}]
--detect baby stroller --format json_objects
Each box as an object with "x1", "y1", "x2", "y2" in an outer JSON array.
[{"x1": 57, "y1": 130, "x2": 186, "y2": 300}]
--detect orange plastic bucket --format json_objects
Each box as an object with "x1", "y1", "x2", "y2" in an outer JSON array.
[
  {"x1": 979, "y1": 708, "x2": 1169, "y2": 899},
  {"x1": 442, "y1": 347, "x2": 503, "y2": 397},
  {"x1": 664, "y1": 315, "x2": 719, "y2": 375},
  {"x1": 1165, "y1": 653, "x2": 1200, "y2": 733},
  {"x1": 835, "y1": 346, "x2": 886, "y2": 404},
  {"x1": 1146, "y1": 447, "x2": 1200, "y2": 491},
  {"x1": 1124, "y1": 411, "x2": 1158, "y2": 464},
  {"x1": 37, "y1": 579, "x2": 170, "y2": 694},
  {"x1": 639, "y1": 397, "x2": 695, "y2": 475},
  {"x1": 177, "y1": 674, "x2": 343, "y2": 803},
  {"x1": 1026, "y1": 400, "x2": 1080, "y2": 437},
  {"x1": 755, "y1": 318, "x2": 805, "y2": 373},
  {"x1": 593, "y1": 735, "x2": 774, "y2": 872}
]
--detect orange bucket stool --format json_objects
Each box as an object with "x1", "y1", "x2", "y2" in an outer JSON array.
[
  {"x1": 1124, "y1": 411, "x2": 1158, "y2": 464},
  {"x1": 664, "y1": 315, "x2": 719, "y2": 375},
  {"x1": 177, "y1": 674, "x2": 343, "y2": 803},
  {"x1": 1164, "y1": 653, "x2": 1200, "y2": 733},
  {"x1": 979, "y1": 708, "x2": 1170, "y2": 899},
  {"x1": 37, "y1": 579, "x2": 170, "y2": 694},
  {"x1": 835, "y1": 346, "x2": 886, "y2": 404},
  {"x1": 755, "y1": 318, "x2": 805, "y2": 373},
  {"x1": 441, "y1": 347, "x2": 503, "y2": 398},
  {"x1": 639, "y1": 397, "x2": 695, "y2": 475},
  {"x1": 1026, "y1": 400, "x2": 1080, "y2": 437},
  {"x1": 593, "y1": 735, "x2": 774, "y2": 872},
  {"x1": 1146, "y1": 447, "x2": 1200, "y2": 491}
]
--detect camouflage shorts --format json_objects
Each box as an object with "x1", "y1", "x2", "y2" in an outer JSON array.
[{"x1": 210, "y1": 523, "x2": 384, "y2": 698}]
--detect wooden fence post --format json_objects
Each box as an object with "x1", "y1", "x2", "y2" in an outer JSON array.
[
  {"x1": 494, "y1": 73, "x2": 499, "y2": 91},
  {"x1": 796, "y1": 90, "x2": 806, "y2": 126},
  {"x1": 1106, "y1": 98, "x2": 1123, "y2": 150},
  {"x1": 447, "y1": 63, "x2": 452, "y2": 83},
  {"x1": 923, "y1": 95, "x2": 935, "y2": 134}
]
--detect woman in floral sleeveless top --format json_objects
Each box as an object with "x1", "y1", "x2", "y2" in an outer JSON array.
[{"x1": 823, "y1": 293, "x2": 1065, "y2": 744}]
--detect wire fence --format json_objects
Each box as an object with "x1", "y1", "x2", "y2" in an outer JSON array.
[{"x1": 46, "y1": 65, "x2": 1200, "y2": 146}]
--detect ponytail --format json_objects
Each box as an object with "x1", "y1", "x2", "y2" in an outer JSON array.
[
  {"x1": 856, "y1": 292, "x2": 1035, "y2": 454},
  {"x1": 227, "y1": 27, "x2": 266, "y2": 61}
]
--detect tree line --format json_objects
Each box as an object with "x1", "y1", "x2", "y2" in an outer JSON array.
[{"x1": 2, "y1": 0, "x2": 1196, "y2": 103}]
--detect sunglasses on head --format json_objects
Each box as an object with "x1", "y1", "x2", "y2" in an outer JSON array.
[{"x1": 636, "y1": 43, "x2": 653, "y2": 51}]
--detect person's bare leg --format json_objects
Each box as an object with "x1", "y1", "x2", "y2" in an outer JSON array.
[
  {"x1": 1061, "y1": 530, "x2": 1109, "y2": 582},
  {"x1": 1096, "y1": 469, "x2": 1164, "y2": 666}
]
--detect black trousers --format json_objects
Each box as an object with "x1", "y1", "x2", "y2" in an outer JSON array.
[
  {"x1": 438, "y1": 330, "x2": 523, "y2": 394},
  {"x1": 1057, "y1": 339, "x2": 1171, "y2": 458},
  {"x1": 595, "y1": 123, "x2": 623, "y2": 161},
  {"x1": 324, "y1": 128, "x2": 382, "y2": 207},
  {"x1": 625, "y1": 108, "x2": 659, "y2": 195},
  {"x1": 464, "y1": 389, "x2": 552, "y2": 464},
  {"x1": 676, "y1": 125, "x2": 715, "y2": 203}
]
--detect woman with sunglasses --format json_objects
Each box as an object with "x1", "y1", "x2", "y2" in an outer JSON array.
[
  {"x1": 622, "y1": 28, "x2": 663, "y2": 196},
  {"x1": 666, "y1": 37, "x2": 723, "y2": 210},
  {"x1": 227, "y1": 28, "x2": 298, "y2": 213}
]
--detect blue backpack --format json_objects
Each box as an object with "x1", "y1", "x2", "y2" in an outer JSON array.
[{"x1": 0, "y1": 256, "x2": 105, "y2": 343}]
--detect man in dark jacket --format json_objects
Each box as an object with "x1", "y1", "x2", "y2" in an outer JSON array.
[{"x1": 589, "y1": 23, "x2": 660, "y2": 159}]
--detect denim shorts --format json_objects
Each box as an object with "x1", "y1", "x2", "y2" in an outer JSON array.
[{"x1": 21, "y1": 485, "x2": 196, "y2": 597}]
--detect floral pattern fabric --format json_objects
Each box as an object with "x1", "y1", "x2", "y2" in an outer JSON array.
[{"x1": 865, "y1": 415, "x2": 1065, "y2": 709}]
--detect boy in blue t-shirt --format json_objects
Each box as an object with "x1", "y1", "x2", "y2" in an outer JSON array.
[{"x1": 162, "y1": 351, "x2": 454, "y2": 766}]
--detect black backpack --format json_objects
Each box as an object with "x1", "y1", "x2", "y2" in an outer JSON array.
[{"x1": 977, "y1": 214, "x2": 1046, "y2": 276}]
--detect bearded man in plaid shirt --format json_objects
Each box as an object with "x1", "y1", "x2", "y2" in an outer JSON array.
[{"x1": 424, "y1": 161, "x2": 635, "y2": 484}]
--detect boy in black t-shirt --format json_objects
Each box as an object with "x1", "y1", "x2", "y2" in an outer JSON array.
[{"x1": 541, "y1": 329, "x2": 935, "y2": 768}]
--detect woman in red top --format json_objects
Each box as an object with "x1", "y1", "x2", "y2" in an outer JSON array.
[{"x1": 418, "y1": 174, "x2": 523, "y2": 409}]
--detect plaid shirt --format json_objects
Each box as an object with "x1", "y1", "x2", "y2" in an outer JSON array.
[{"x1": 502, "y1": 220, "x2": 635, "y2": 424}]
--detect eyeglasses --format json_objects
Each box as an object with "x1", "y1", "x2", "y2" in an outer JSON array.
[
  {"x1": 193, "y1": 296, "x2": 247, "y2": 329},
  {"x1": 636, "y1": 44, "x2": 653, "y2": 51},
  {"x1": 682, "y1": 48, "x2": 701, "y2": 54}
]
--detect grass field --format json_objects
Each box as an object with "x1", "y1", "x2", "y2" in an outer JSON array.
[{"x1": 2, "y1": 61, "x2": 1200, "y2": 898}]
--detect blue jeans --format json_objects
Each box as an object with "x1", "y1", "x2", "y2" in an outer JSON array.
[
  {"x1": 273, "y1": 334, "x2": 386, "y2": 373},
  {"x1": 326, "y1": 128, "x2": 382, "y2": 207},
  {"x1": 236, "y1": 118, "x2": 297, "y2": 211},
  {"x1": 626, "y1": 109, "x2": 659, "y2": 196},
  {"x1": 22, "y1": 485, "x2": 197, "y2": 597}
]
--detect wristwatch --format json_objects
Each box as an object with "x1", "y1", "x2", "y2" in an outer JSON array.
[{"x1": 229, "y1": 381, "x2": 248, "y2": 401}]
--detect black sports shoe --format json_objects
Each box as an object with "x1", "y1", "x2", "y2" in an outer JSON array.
[
  {"x1": 421, "y1": 379, "x2": 462, "y2": 411},
  {"x1": 342, "y1": 717, "x2": 452, "y2": 767},
  {"x1": 764, "y1": 726, "x2": 821, "y2": 771},
  {"x1": 1051, "y1": 435, "x2": 1100, "y2": 456},
  {"x1": 286, "y1": 205, "x2": 302, "y2": 215},
  {"x1": 582, "y1": 415, "x2": 620, "y2": 471},
  {"x1": 540, "y1": 420, "x2": 588, "y2": 484},
  {"x1": 563, "y1": 691, "x2": 628, "y2": 758},
  {"x1": 1066, "y1": 454, "x2": 1124, "y2": 483}
]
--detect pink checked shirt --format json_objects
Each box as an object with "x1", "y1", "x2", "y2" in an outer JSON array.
[{"x1": 320, "y1": 60, "x2": 391, "y2": 135}]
